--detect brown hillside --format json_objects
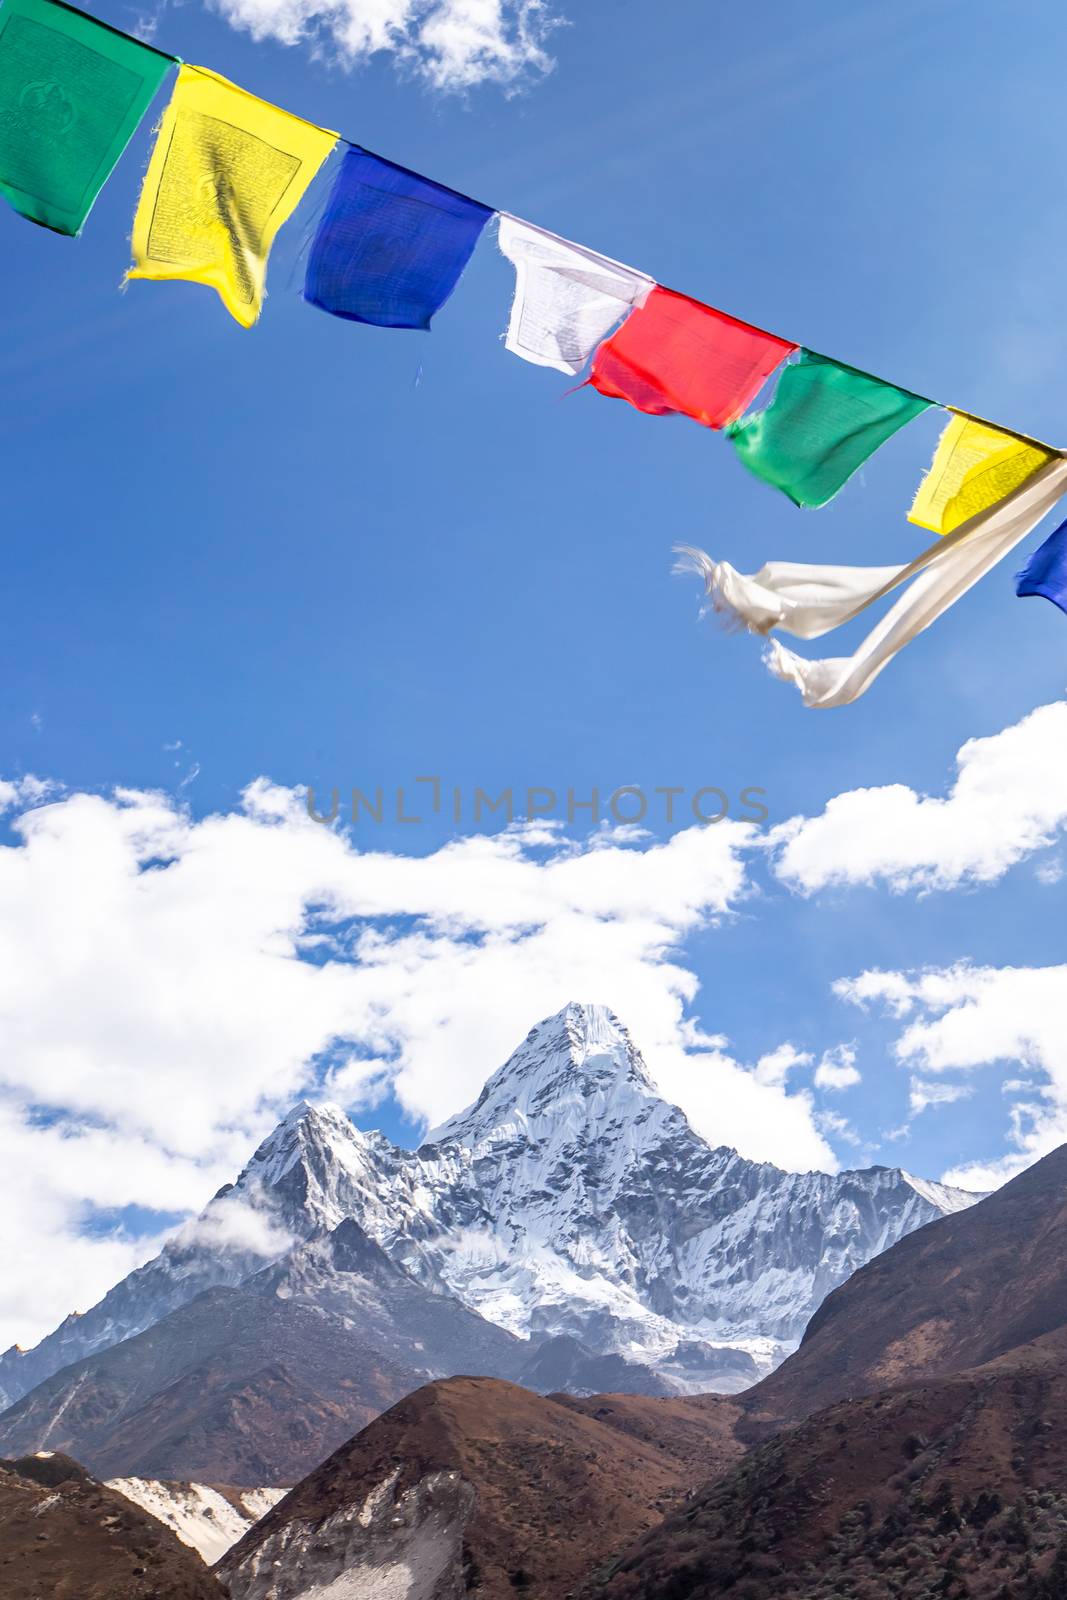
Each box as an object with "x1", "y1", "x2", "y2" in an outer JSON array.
[
  {"x1": 747, "y1": 1143, "x2": 1067, "y2": 1429},
  {"x1": 0, "y1": 1452, "x2": 226, "y2": 1599},
  {"x1": 588, "y1": 1335, "x2": 1067, "y2": 1600},
  {"x1": 583, "y1": 1147, "x2": 1067, "y2": 1600},
  {"x1": 220, "y1": 1375, "x2": 744, "y2": 1600}
]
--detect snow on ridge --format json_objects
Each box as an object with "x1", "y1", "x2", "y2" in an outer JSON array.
[
  {"x1": 425, "y1": 1000, "x2": 658, "y2": 1147},
  {"x1": 901, "y1": 1171, "x2": 985, "y2": 1213}
]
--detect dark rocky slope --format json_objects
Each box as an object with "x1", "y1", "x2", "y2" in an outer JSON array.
[{"x1": 0, "y1": 1451, "x2": 226, "y2": 1599}]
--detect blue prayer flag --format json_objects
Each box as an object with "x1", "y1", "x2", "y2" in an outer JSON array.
[
  {"x1": 304, "y1": 146, "x2": 492, "y2": 330},
  {"x1": 1015, "y1": 517, "x2": 1067, "y2": 618}
]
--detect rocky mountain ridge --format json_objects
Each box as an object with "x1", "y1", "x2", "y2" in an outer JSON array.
[{"x1": 0, "y1": 1003, "x2": 978, "y2": 1417}]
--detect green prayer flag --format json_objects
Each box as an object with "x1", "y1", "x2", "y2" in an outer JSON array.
[
  {"x1": 727, "y1": 349, "x2": 933, "y2": 509},
  {"x1": 0, "y1": 0, "x2": 173, "y2": 236}
]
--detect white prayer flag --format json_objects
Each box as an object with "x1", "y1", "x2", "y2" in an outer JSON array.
[
  {"x1": 498, "y1": 214, "x2": 654, "y2": 376},
  {"x1": 678, "y1": 454, "x2": 1067, "y2": 709},
  {"x1": 676, "y1": 549, "x2": 903, "y2": 640}
]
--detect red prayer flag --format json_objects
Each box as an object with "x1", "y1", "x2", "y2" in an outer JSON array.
[{"x1": 587, "y1": 286, "x2": 796, "y2": 430}]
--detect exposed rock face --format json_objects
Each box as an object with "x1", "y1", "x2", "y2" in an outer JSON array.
[
  {"x1": 223, "y1": 1468, "x2": 477, "y2": 1600},
  {"x1": 106, "y1": 1478, "x2": 288, "y2": 1565}
]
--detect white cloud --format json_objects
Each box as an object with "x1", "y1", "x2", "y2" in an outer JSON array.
[
  {"x1": 0, "y1": 1105, "x2": 221, "y2": 1357},
  {"x1": 835, "y1": 969, "x2": 919, "y2": 1018},
  {"x1": 208, "y1": 0, "x2": 557, "y2": 90},
  {"x1": 0, "y1": 774, "x2": 53, "y2": 815},
  {"x1": 753, "y1": 1043, "x2": 811, "y2": 1088},
  {"x1": 816, "y1": 1107, "x2": 861, "y2": 1147},
  {"x1": 814, "y1": 1044, "x2": 861, "y2": 1091},
  {"x1": 837, "y1": 961, "x2": 1067, "y2": 1190},
  {"x1": 653, "y1": 1043, "x2": 833, "y2": 1173},
  {"x1": 908, "y1": 1078, "x2": 973, "y2": 1116},
  {"x1": 771, "y1": 701, "x2": 1067, "y2": 894},
  {"x1": 182, "y1": 1194, "x2": 297, "y2": 1259},
  {"x1": 0, "y1": 779, "x2": 839, "y2": 1348}
]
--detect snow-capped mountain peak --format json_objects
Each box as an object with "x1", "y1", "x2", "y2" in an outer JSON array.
[
  {"x1": 426, "y1": 1001, "x2": 665, "y2": 1151},
  {"x1": 234, "y1": 1097, "x2": 425, "y2": 1246},
  {"x1": 0, "y1": 1005, "x2": 983, "y2": 1411},
  {"x1": 0, "y1": 1100, "x2": 387, "y2": 1410},
  {"x1": 246, "y1": 1098, "x2": 367, "y2": 1192}
]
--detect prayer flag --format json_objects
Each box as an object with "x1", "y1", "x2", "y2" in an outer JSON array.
[
  {"x1": 498, "y1": 214, "x2": 653, "y2": 375},
  {"x1": 588, "y1": 286, "x2": 796, "y2": 429},
  {"x1": 676, "y1": 545, "x2": 902, "y2": 640},
  {"x1": 727, "y1": 350, "x2": 932, "y2": 508},
  {"x1": 304, "y1": 147, "x2": 491, "y2": 329},
  {"x1": 0, "y1": 0, "x2": 173, "y2": 236},
  {"x1": 1015, "y1": 518, "x2": 1067, "y2": 618},
  {"x1": 128, "y1": 65, "x2": 336, "y2": 328},
  {"x1": 680, "y1": 455, "x2": 1067, "y2": 708},
  {"x1": 909, "y1": 411, "x2": 1055, "y2": 535}
]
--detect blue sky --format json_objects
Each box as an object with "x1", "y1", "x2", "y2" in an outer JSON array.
[{"x1": 2, "y1": 0, "x2": 1067, "y2": 1345}]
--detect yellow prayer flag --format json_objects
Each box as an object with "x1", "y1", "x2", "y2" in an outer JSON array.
[
  {"x1": 908, "y1": 411, "x2": 1055, "y2": 535},
  {"x1": 128, "y1": 66, "x2": 336, "y2": 328}
]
